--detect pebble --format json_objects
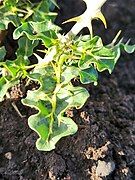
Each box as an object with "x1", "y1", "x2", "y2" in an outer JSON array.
[
  {"x1": 4, "y1": 152, "x2": 12, "y2": 160},
  {"x1": 96, "y1": 160, "x2": 115, "y2": 177}
]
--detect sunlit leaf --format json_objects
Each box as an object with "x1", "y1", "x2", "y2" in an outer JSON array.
[
  {"x1": 17, "y1": 37, "x2": 38, "y2": 57},
  {"x1": 79, "y1": 66, "x2": 98, "y2": 84},
  {"x1": 13, "y1": 21, "x2": 60, "y2": 47}
]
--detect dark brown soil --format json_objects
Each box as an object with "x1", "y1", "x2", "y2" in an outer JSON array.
[{"x1": 0, "y1": 0, "x2": 135, "y2": 179}]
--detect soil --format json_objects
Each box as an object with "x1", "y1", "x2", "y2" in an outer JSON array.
[{"x1": 0, "y1": 0, "x2": 135, "y2": 179}]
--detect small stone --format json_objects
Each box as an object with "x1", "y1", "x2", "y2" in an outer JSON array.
[
  {"x1": 5, "y1": 152, "x2": 12, "y2": 160},
  {"x1": 121, "y1": 167, "x2": 129, "y2": 175},
  {"x1": 118, "y1": 150, "x2": 125, "y2": 156},
  {"x1": 96, "y1": 160, "x2": 115, "y2": 177}
]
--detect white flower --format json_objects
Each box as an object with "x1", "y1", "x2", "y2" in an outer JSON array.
[{"x1": 64, "y1": 0, "x2": 107, "y2": 37}]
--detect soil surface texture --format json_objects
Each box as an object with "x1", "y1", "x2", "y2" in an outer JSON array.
[{"x1": 0, "y1": 0, "x2": 135, "y2": 179}]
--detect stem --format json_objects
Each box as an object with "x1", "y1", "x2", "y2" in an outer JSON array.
[
  {"x1": 48, "y1": 53, "x2": 67, "y2": 134},
  {"x1": 49, "y1": 83, "x2": 61, "y2": 134}
]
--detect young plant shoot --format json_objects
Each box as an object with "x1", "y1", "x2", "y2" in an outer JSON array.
[{"x1": 0, "y1": 0, "x2": 135, "y2": 151}]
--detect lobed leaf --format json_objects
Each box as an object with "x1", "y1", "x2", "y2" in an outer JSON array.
[
  {"x1": 22, "y1": 68, "x2": 89, "y2": 151},
  {"x1": 16, "y1": 37, "x2": 38, "y2": 58},
  {"x1": 62, "y1": 66, "x2": 80, "y2": 84},
  {"x1": 13, "y1": 21, "x2": 60, "y2": 47},
  {"x1": 75, "y1": 36, "x2": 117, "y2": 73},
  {"x1": 36, "y1": 116, "x2": 78, "y2": 151},
  {"x1": 79, "y1": 66, "x2": 98, "y2": 84}
]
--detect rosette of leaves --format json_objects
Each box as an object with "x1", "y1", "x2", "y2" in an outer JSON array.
[{"x1": 21, "y1": 35, "x2": 135, "y2": 151}]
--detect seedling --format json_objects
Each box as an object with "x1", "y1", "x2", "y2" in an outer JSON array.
[{"x1": 0, "y1": 0, "x2": 135, "y2": 151}]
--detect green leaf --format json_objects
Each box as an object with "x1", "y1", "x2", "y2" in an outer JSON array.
[
  {"x1": 96, "y1": 59, "x2": 115, "y2": 73},
  {"x1": 22, "y1": 88, "x2": 78, "y2": 151},
  {"x1": 121, "y1": 43, "x2": 135, "y2": 54},
  {"x1": 4, "y1": 0, "x2": 19, "y2": 6},
  {"x1": 16, "y1": 37, "x2": 38, "y2": 57},
  {"x1": 22, "y1": 90, "x2": 51, "y2": 148},
  {"x1": 0, "y1": 46, "x2": 6, "y2": 61},
  {"x1": 75, "y1": 36, "x2": 116, "y2": 73},
  {"x1": 32, "y1": 0, "x2": 57, "y2": 21},
  {"x1": 76, "y1": 35, "x2": 103, "y2": 51},
  {"x1": 78, "y1": 55, "x2": 93, "y2": 69},
  {"x1": 61, "y1": 66, "x2": 79, "y2": 84},
  {"x1": 0, "y1": 22, "x2": 6, "y2": 30},
  {"x1": 13, "y1": 21, "x2": 59, "y2": 47},
  {"x1": 112, "y1": 45, "x2": 121, "y2": 63},
  {"x1": 57, "y1": 85, "x2": 89, "y2": 110},
  {"x1": 28, "y1": 66, "x2": 57, "y2": 94},
  {"x1": 22, "y1": 85, "x2": 78, "y2": 151},
  {"x1": 79, "y1": 66, "x2": 98, "y2": 85},
  {"x1": 0, "y1": 10, "x2": 20, "y2": 30},
  {"x1": 36, "y1": 117, "x2": 78, "y2": 151},
  {"x1": 95, "y1": 46, "x2": 115, "y2": 57},
  {"x1": 93, "y1": 47, "x2": 116, "y2": 73},
  {"x1": 3, "y1": 56, "x2": 28, "y2": 77},
  {"x1": 22, "y1": 78, "x2": 89, "y2": 151}
]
